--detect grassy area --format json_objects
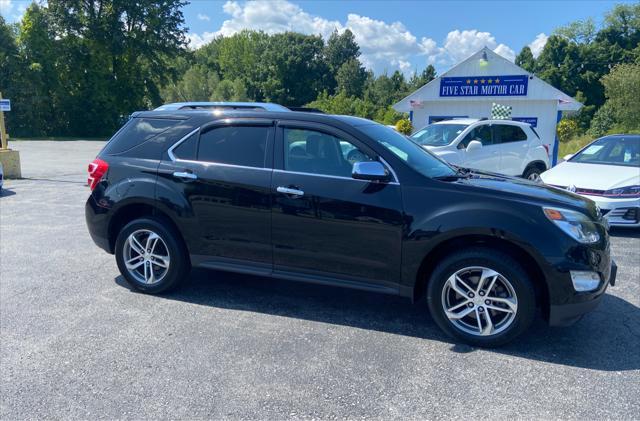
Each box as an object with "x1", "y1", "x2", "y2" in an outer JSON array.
[
  {"x1": 11, "y1": 136, "x2": 107, "y2": 141},
  {"x1": 557, "y1": 134, "x2": 594, "y2": 158}
]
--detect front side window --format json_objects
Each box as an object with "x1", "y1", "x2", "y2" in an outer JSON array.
[
  {"x1": 284, "y1": 128, "x2": 372, "y2": 177},
  {"x1": 493, "y1": 125, "x2": 528, "y2": 144},
  {"x1": 358, "y1": 123, "x2": 456, "y2": 179},
  {"x1": 198, "y1": 125, "x2": 269, "y2": 168},
  {"x1": 411, "y1": 124, "x2": 468, "y2": 147},
  {"x1": 460, "y1": 125, "x2": 492, "y2": 148}
]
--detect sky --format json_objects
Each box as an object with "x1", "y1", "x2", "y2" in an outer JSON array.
[{"x1": 1, "y1": 0, "x2": 630, "y2": 74}]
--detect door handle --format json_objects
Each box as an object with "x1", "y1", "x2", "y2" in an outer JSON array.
[
  {"x1": 173, "y1": 171, "x2": 198, "y2": 181},
  {"x1": 277, "y1": 186, "x2": 304, "y2": 197}
]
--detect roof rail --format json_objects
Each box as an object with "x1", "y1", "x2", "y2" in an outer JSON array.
[
  {"x1": 154, "y1": 102, "x2": 291, "y2": 112},
  {"x1": 287, "y1": 107, "x2": 325, "y2": 114}
]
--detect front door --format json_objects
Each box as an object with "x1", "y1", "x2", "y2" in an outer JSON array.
[
  {"x1": 459, "y1": 124, "x2": 500, "y2": 172},
  {"x1": 270, "y1": 122, "x2": 404, "y2": 291}
]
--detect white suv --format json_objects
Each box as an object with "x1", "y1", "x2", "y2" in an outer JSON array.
[{"x1": 411, "y1": 119, "x2": 550, "y2": 180}]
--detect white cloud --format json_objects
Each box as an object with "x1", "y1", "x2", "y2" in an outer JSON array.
[
  {"x1": 215, "y1": 0, "x2": 341, "y2": 40},
  {"x1": 197, "y1": 13, "x2": 210, "y2": 22},
  {"x1": 187, "y1": 1, "x2": 516, "y2": 74},
  {"x1": 529, "y1": 33, "x2": 548, "y2": 58},
  {"x1": 0, "y1": 0, "x2": 14, "y2": 16},
  {"x1": 343, "y1": 13, "x2": 436, "y2": 73},
  {"x1": 438, "y1": 29, "x2": 515, "y2": 63}
]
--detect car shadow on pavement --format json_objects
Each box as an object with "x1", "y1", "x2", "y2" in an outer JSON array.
[
  {"x1": 0, "y1": 188, "x2": 16, "y2": 197},
  {"x1": 116, "y1": 268, "x2": 640, "y2": 372}
]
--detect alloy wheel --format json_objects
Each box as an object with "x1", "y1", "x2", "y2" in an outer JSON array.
[
  {"x1": 123, "y1": 229, "x2": 171, "y2": 285},
  {"x1": 527, "y1": 172, "x2": 541, "y2": 182},
  {"x1": 441, "y1": 266, "x2": 518, "y2": 336}
]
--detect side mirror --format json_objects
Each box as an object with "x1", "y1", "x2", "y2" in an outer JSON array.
[
  {"x1": 352, "y1": 161, "x2": 390, "y2": 182},
  {"x1": 466, "y1": 140, "x2": 483, "y2": 153},
  {"x1": 563, "y1": 154, "x2": 574, "y2": 161}
]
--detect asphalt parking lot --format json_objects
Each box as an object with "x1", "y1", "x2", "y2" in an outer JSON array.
[{"x1": 1, "y1": 140, "x2": 639, "y2": 419}]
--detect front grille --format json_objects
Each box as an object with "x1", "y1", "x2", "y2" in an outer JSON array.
[
  {"x1": 622, "y1": 208, "x2": 639, "y2": 222},
  {"x1": 576, "y1": 188, "x2": 605, "y2": 195}
]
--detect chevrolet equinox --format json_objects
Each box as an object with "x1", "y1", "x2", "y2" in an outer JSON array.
[{"x1": 86, "y1": 105, "x2": 616, "y2": 347}]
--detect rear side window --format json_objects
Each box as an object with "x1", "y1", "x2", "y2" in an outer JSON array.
[
  {"x1": 172, "y1": 131, "x2": 198, "y2": 160},
  {"x1": 105, "y1": 117, "x2": 182, "y2": 154},
  {"x1": 493, "y1": 125, "x2": 528, "y2": 144},
  {"x1": 198, "y1": 126, "x2": 269, "y2": 168}
]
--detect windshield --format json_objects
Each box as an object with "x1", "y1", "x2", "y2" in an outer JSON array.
[
  {"x1": 571, "y1": 135, "x2": 639, "y2": 167},
  {"x1": 358, "y1": 124, "x2": 456, "y2": 179},
  {"x1": 411, "y1": 123, "x2": 468, "y2": 146}
]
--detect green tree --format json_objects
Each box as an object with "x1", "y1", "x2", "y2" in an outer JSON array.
[
  {"x1": 336, "y1": 58, "x2": 366, "y2": 97},
  {"x1": 408, "y1": 64, "x2": 436, "y2": 90},
  {"x1": 261, "y1": 32, "x2": 328, "y2": 106},
  {"x1": 46, "y1": 0, "x2": 189, "y2": 136},
  {"x1": 600, "y1": 63, "x2": 640, "y2": 132},
  {"x1": 515, "y1": 46, "x2": 535, "y2": 72},
  {"x1": 325, "y1": 29, "x2": 360, "y2": 73}
]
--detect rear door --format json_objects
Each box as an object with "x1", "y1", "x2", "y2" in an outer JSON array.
[
  {"x1": 270, "y1": 121, "x2": 404, "y2": 292},
  {"x1": 492, "y1": 124, "x2": 529, "y2": 176},
  {"x1": 158, "y1": 119, "x2": 275, "y2": 270}
]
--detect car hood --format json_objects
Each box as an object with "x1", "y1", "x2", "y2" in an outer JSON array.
[
  {"x1": 540, "y1": 162, "x2": 640, "y2": 190},
  {"x1": 452, "y1": 170, "x2": 597, "y2": 216}
]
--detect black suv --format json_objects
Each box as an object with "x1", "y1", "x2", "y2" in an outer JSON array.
[{"x1": 86, "y1": 106, "x2": 616, "y2": 347}]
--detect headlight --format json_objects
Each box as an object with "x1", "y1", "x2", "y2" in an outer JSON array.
[
  {"x1": 543, "y1": 207, "x2": 600, "y2": 243},
  {"x1": 602, "y1": 185, "x2": 640, "y2": 198}
]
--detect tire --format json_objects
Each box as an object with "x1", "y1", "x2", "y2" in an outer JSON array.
[
  {"x1": 523, "y1": 165, "x2": 543, "y2": 182},
  {"x1": 426, "y1": 247, "x2": 536, "y2": 347},
  {"x1": 115, "y1": 217, "x2": 190, "y2": 294}
]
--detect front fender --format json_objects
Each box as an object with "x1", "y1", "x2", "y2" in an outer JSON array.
[{"x1": 400, "y1": 197, "x2": 557, "y2": 291}]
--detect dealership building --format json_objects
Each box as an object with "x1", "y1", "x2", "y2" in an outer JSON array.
[{"x1": 393, "y1": 47, "x2": 582, "y2": 165}]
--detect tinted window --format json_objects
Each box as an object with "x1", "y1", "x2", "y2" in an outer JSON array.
[
  {"x1": 172, "y1": 131, "x2": 198, "y2": 160},
  {"x1": 198, "y1": 126, "x2": 269, "y2": 168},
  {"x1": 411, "y1": 124, "x2": 468, "y2": 146},
  {"x1": 105, "y1": 117, "x2": 182, "y2": 154},
  {"x1": 284, "y1": 128, "x2": 371, "y2": 177},
  {"x1": 357, "y1": 123, "x2": 456, "y2": 179},
  {"x1": 493, "y1": 125, "x2": 527, "y2": 144},
  {"x1": 571, "y1": 136, "x2": 639, "y2": 167},
  {"x1": 461, "y1": 125, "x2": 492, "y2": 148}
]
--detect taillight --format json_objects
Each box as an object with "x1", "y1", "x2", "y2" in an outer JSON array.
[
  {"x1": 87, "y1": 158, "x2": 109, "y2": 190},
  {"x1": 542, "y1": 144, "x2": 550, "y2": 156}
]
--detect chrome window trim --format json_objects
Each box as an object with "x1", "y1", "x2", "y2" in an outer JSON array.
[
  {"x1": 171, "y1": 158, "x2": 273, "y2": 172},
  {"x1": 273, "y1": 169, "x2": 399, "y2": 185},
  {"x1": 167, "y1": 128, "x2": 200, "y2": 162},
  {"x1": 167, "y1": 125, "x2": 400, "y2": 182}
]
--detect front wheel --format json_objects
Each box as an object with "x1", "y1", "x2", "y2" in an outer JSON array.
[
  {"x1": 115, "y1": 217, "x2": 190, "y2": 294},
  {"x1": 426, "y1": 248, "x2": 536, "y2": 347}
]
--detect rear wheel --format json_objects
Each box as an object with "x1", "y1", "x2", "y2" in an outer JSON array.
[
  {"x1": 426, "y1": 248, "x2": 536, "y2": 347},
  {"x1": 115, "y1": 217, "x2": 190, "y2": 294}
]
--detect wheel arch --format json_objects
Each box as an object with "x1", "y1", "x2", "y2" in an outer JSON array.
[
  {"x1": 413, "y1": 234, "x2": 549, "y2": 315},
  {"x1": 108, "y1": 201, "x2": 186, "y2": 255},
  {"x1": 523, "y1": 160, "x2": 548, "y2": 175}
]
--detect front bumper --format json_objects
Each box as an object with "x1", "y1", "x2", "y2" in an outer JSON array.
[
  {"x1": 548, "y1": 260, "x2": 617, "y2": 326},
  {"x1": 584, "y1": 195, "x2": 640, "y2": 228}
]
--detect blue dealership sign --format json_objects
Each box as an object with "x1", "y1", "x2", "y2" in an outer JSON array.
[
  {"x1": 512, "y1": 117, "x2": 538, "y2": 127},
  {"x1": 440, "y1": 75, "x2": 528, "y2": 97}
]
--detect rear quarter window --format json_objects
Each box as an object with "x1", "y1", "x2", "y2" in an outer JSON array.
[{"x1": 102, "y1": 117, "x2": 184, "y2": 155}]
